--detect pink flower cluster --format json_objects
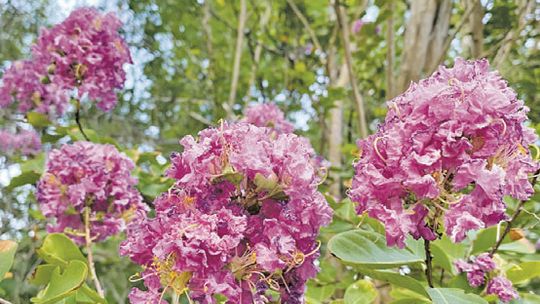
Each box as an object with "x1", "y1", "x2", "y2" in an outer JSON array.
[
  {"x1": 37, "y1": 141, "x2": 146, "y2": 244},
  {"x1": 0, "y1": 129, "x2": 41, "y2": 156},
  {"x1": 455, "y1": 253, "x2": 517, "y2": 302},
  {"x1": 349, "y1": 58, "x2": 538, "y2": 247},
  {"x1": 0, "y1": 7, "x2": 130, "y2": 115},
  {"x1": 242, "y1": 103, "x2": 295, "y2": 134},
  {"x1": 120, "y1": 122, "x2": 332, "y2": 303}
]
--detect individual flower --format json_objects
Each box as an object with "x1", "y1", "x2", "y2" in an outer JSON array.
[
  {"x1": 32, "y1": 7, "x2": 132, "y2": 111},
  {"x1": 487, "y1": 276, "x2": 518, "y2": 302},
  {"x1": 352, "y1": 19, "x2": 365, "y2": 34},
  {"x1": 37, "y1": 141, "x2": 146, "y2": 244},
  {"x1": 242, "y1": 103, "x2": 295, "y2": 134},
  {"x1": 0, "y1": 129, "x2": 42, "y2": 156},
  {"x1": 349, "y1": 58, "x2": 538, "y2": 247},
  {"x1": 454, "y1": 253, "x2": 496, "y2": 287},
  {"x1": 121, "y1": 122, "x2": 332, "y2": 304}
]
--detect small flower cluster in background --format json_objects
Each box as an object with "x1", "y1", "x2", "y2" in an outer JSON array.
[
  {"x1": 37, "y1": 141, "x2": 146, "y2": 243},
  {"x1": 349, "y1": 58, "x2": 539, "y2": 248},
  {"x1": 0, "y1": 7, "x2": 131, "y2": 115},
  {"x1": 455, "y1": 253, "x2": 518, "y2": 302},
  {"x1": 0, "y1": 7, "x2": 131, "y2": 156},
  {"x1": 121, "y1": 122, "x2": 332, "y2": 303},
  {"x1": 0, "y1": 129, "x2": 41, "y2": 156}
]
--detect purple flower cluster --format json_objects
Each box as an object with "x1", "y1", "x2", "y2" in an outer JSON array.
[
  {"x1": 120, "y1": 122, "x2": 332, "y2": 303},
  {"x1": 0, "y1": 7, "x2": 130, "y2": 115},
  {"x1": 0, "y1": 129, "x2": 41, "y2": 156},
  {"x1": 349, "y1": 58, "x2": 538, "y2": 247},
  {"x1": 37, "y1": 141, "x2": 146, "y2": 244},
  {"x1": 455, "y1": 253, "x2": 517, "y2": 302},
  {"x1": 242, "y1": 103, "x2": 295, "y2": 134}
]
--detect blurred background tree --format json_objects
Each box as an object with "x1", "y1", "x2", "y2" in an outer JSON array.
[{"x1": 1, "y1": 0, "x2": 539, "y2": 303}]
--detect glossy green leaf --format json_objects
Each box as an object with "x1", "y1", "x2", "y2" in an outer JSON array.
[
  {"x1": 30, "y1": 260, "x2": 88, "y2": 304},
  {"x1": 29, "y1": 265, "x2": 59, "y2": 285},
  {"x1": 361, "y1": 269, "x2": 429, "y2": 298},
  {"x1": 427, "y1": 288, "x2": 488, "y2": 304},
  {"x1": 344, "y1": 280, "x2": 377, "y2": 304},
  {"x1": 306, "y1": 282, "x2": 336, "y2": 303},
  {"x1": 506, "y1": 261, "x2": 540, "y2": 284},
  {"x1": 36, "y1": 234, "x2": 86, "y2": 267},
  {"x1": 6, "y1": 171, "x2": 41, "y2": 190},
  {"x1": 0, "y1": 240, "x2": 17, "y2": 282},
  {"x1": 27, "y1": 112, "x2": 51, "y2": 128},
  {"x1": 328, "y1": 230, "x2": 423, "y2": 268}
]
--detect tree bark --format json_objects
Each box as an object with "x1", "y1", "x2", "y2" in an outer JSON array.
[{"x1": 226, "y1": 0, "x2": 247, "y2": 119}]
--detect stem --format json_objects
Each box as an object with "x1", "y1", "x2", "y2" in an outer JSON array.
[
  {"x1": 0, "y1": 298, "x2": 13, "y2": 304},
  {"x1": 490, "y1": 169, "x2": 540, "y2": 256},
  {"x1": 172, "y1": 291, "x2": 180, "y2": 304},
  {"x1": 84, "y1": 207, "x2": 104, "y2": 297},
  {"x1": 424, "y1": 238, "x2": 434, "y2": 288},
  {"x1": 75, "y1": 99, "x2": 90, "y2": 141}
]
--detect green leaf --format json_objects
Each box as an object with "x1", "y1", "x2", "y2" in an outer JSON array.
[
  {"x1": 30, "y1": 260, "x2": 88, "y2": 304},
  {"x1": 431, "y1": 243, "x2": 454, "y2": 274},
  {"x1": 328, "y1": 230, "x2": 423, "y2": 268},
  {"x1": 29, "y1": 265, "x2": 59, "y2": 285},
  {"x1": 306, "y1": 282, "x2": 336, "y2": 303},
  {"x1": 344, "y1": 280, "x2": 377, "y2": 304},
  {"x1": 426, "y1": 288, "x2": 488, "y2": 304},
  {"x1": 471, "y1": 226, "x2": 510, "y2": 254},
  {"x1": 27, "y1": 112, "x2": 51, "y2": 128},
  {"x1": 36, "y1": 234, "x2": 86, "y2": 267},
  {"x1": 77, "y1": 284, "x2": 107, "y2": 304},
  {"x1": 506, "y1": 261, "x2": 540, "y2": 284},
  {"x1": 0, "y1": 240, "x2": 17, "y2": 282},
  {"x1": 361, "y1": 269, "x2": 429, "y2": 298},
  {"x1": 6, "y1": 171, "x2": 41, "y2": 190}
]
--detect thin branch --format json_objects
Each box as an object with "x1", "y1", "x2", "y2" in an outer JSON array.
[
  {"x1": 334, "y1": 0, "x2": 368, "y2": 138},
  {"x1": 490, "y1": 168, "x2": 540, "y2": 256},
  {"x1": 286, "y1": 0, "x2": 324, "y2": 62},
  {"x1": 75, "y1": 99, "x2": 89, "y2": 141},
  {"x1": 492, "y1": 0, "x2": 535, "y2": 68},
  {"x1": 385, "y1": 1, "x2": 395, "y2": 99},
  {"x1": 84, "y1": 207, "x2": 104, "y2": 298},
  {"x1": 0, "y1": 298, "x2": 13, "y2": 304},
  {"x1": 433, "y1": 1, "x2": 477, "y2": 73},
  {"x1": 226, "y1": 0, "x2": 247, "y2": 119},
  {"x1": 246, "y1": 2, "x2": 271, "y2": 101},
  {"x1": 424, "y1": 239, "x2": 435, "y2": 288}
]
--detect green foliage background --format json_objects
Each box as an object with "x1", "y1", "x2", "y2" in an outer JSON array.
[{"x1": 1, "y1": 0, "x2": 539, "y2": 303}]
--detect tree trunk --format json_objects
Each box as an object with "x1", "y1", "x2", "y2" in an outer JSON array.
[{"x1": 226, "y1": 0, "x2": 247, "y2": 119}]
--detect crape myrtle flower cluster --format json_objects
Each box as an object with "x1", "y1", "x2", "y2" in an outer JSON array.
[
  {"x1": 454, "y1": 253, "x2": 518, "y2": 302},
  {"x1": 242, "y1": 103, "x2": 295, "y2": 134},
  {"x1": 37, "y1": 141, "x2": 146, "y2": 244},
  {"x1": 0, "y1": 7, "x2": 131, "y2": 116},
  {"x1": 0, "y1": 129, "x2": 41, "y2": 156},
  {"x1": 120, "y1": 122, "x2": 332, "y2": 303},
  {"x1": 349, "y1": 58, "x2": 539, "y2": 248}
]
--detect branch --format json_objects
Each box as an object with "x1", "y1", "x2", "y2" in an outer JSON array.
[
  {"x1": 424, "y1": 239, "x2": 435, "y2": 288},
  {"x1": 75, "y1": 99, "x2": 89, "y2": 141},
  {"x1": 286, "y1": 0, "x2": 324, "y2": 63},
  {"x1": 84, "y1": 207, "x2": 104, "y2": 298},
  {"x1": 490, "y1": 168, "x2": 540, "y2": 256},
  {"x1": 246, "y1": 2, "x2": 271, "y2": 101},
  {"x1": 492, "y1": 0, "x2": 535, "y2": 69},
  {"x1": 0, "y1": 298, "x2": 13, "y2": 304},
  {"x1": 432, "y1": 1, "x2": 478, "y2": 73},
  {"x1": 334, "y1": 0, "x2": 368, "y2": 138},
  {"x1": 385, "y1": 1, "x2": 395, "y2": 99},
  {"x1": 226, "y1": 0, "x2": 247, "y2": 119}
]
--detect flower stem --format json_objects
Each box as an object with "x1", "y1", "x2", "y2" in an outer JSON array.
[
  {"x1": 489, "y1": 168, "x2": 540, "y2": 256},
  {"x1": 75, "y1": 99, "x2": 90, "y2": 141},
  {"x1": 172, "y1": 291, "x2": 179, "y2": 304},
  {"x1": 424, "y1": 238, "x2": 434, "y2": 288},
  {"x1": 84, "y1": 207, "x2": 104, "y2": 297}
]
